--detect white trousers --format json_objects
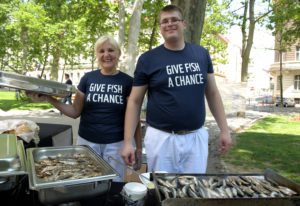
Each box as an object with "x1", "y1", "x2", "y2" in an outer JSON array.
[
  {"x1": 144, "y1": 126, "x2": 209, "y2": 173},
  {"x1": 77, "y1": 136, "x2": 124, "y2": 182}
]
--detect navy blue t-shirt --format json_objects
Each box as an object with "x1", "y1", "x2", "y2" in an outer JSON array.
[
  {"x1": 77, "y1": 70, "x2": 132, "y2": 144},
  {"x1": 134, "y1": 43, "x2": 214, "y2": 131}
]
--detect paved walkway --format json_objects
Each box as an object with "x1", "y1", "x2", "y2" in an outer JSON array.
[
  {"x1": 0, "y1": 108, "x2": 267, "y2": 143},
  {"x1": 205, "y1": 110, "x2": 270, "y2": 173}
]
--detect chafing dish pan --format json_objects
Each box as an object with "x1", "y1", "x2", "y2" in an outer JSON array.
[
  {"x1": 153, "y1": 169, "x2": 300, "y2": 206},
  {"x1": 26, "y1": 145, "x2": 118, "y2": 204},
  {"x1": 0, "y1": 134, "x2": 27, "y2": 191},
  {"x1": 0, "y1": 71, "x2": 76, "y2": 97},
  {"x1": 0, "y1": 134, "x2": 27, "y2": 176},
  {"x1": 0, "y1": 134, "x2": 18, "y2": 161}
]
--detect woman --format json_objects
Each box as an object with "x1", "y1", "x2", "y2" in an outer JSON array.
[{"x1": 28, "y1": 36, "x2": 142, "y2": 182}]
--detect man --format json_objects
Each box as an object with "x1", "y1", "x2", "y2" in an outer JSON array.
[
  {"x1": 62, "y1": 73, "x2": 73, "y2": 105},
  {"x1": 121, "y1": 5, "x2": 232, "y2": 173}
]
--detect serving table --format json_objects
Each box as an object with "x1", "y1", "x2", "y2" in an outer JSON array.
[{"x1": 1, "y1": 180, "x2": 156, "y2": 206}]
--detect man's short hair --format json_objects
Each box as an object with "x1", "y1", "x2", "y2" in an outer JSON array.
[
  {"x1": 159, "y1": 5, "x2": 184, "y2": 21},
  {"x1": 65, "y1": 73, "x2": 70, "y2": 78}
]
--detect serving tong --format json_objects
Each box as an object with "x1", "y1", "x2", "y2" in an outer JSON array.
[{"x1": 107, "y1": 155, "x2": 155, "y2": 189}]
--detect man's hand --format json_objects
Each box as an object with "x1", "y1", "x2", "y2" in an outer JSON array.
[
  {"x1": 219, "y1": 131, "x2": 232, "y2": 154},
  {"x1": 121, "y1": 142, "x2": 135, "y2": 166}
]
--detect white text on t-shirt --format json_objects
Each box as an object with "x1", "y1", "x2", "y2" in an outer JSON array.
[
  {"x1": 86, "y1": 83, "x2": 124, "y2": 104},
  {"x1": 166, "y1": 62, "x2": 204, "y2": 88}
]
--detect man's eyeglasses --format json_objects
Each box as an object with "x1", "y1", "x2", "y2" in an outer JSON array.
[{"x1": 159, "y1": 18, "x2": 183, "y2": 26}]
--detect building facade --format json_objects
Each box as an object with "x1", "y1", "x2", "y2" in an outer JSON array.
[{"x1": 269, "y1": 42, "x2": 300, "y2": 104}]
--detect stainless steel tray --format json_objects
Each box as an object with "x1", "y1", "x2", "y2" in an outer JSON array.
[
  {"x1": 153, "y1": 169, "x2": 300, "y2": 206},
  {"x1": 0, "y1": 71, "x2": 76, "y2": 97},
  {"x1": 37, "y1": 180, "x2": 111, "y2": 205},
  {"x1": 26, "y1": 145, "x2": 118, "y2": 190},
  {"x1": 0, "y1": 135, "x2": 27, "y2": 176}
]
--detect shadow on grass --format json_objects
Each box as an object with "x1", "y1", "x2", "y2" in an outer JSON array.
[
  {"x1": 226, "y1": 132, "x2": 300, "y2": 183},
  {"x1": 0, "y1": 100, "x2": 52, "y2": 111}
]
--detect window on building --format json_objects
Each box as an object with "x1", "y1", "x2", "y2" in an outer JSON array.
[
  {"x1": 295, "y1": 75, "x2": 300, "y2": 90},
  {"x1": 277, "y1": 76, "x2": 281, "y2": 90},
  {"x1": 275, "y1": 51, "x2": 286, "y2": 62},
  {"x1": 296, "y1": 46, "x2": 300, "y2": 61},
  {"x1": 282, "y1": 52, "x2": 286, "y2": 61}
]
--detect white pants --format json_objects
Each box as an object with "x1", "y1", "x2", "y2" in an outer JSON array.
[
  {"x1": 77, "y1": 136, "x2": 124, "y2": 182},
  {"x1": 144, "y1": 126, "x2": 209, "y2": 173}
]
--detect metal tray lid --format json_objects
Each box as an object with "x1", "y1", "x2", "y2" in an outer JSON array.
[
  {"x1": 0, "y1": 71, "x2": 76, "y2": 97},
  {"x1": 26, "y1": 145, "x2": 119, "y2": 190},
  {"x1": 0, "y1": 135, "x2": 27, "y2": 176}
]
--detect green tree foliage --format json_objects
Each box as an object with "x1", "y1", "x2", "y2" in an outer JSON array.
[
  {"x1": 266, "y1": 0, "x2": 300, "y2": 106},
  {"x1": 0, "y1": 1, "x2": 15, "y2": 71},
  {"x1": 230, "y1": 0, "x2": 272, "y2": 82},
  {"x1": 7, "y1": 2, "x2": 49, "y2": 74},
  {"x1": 139, "y1": 0, "x2": 166, "y2": 51},
  {"x1": 267, "y1": 0, "x2": 299, "y2": 47},
  {"x1": 0, "y1": 0, "x2": 116, "y2": 79},
  {"x1": 201, "y1": 0, "x2": 232, "y2": 65},
  {"x1": 0, "y1": 0, "x2": 231, "y2": 77}
]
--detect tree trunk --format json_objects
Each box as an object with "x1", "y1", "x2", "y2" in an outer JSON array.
[
  {"x1": 241, "y1": 0, "x2": 248, "y2": 58},
  {"x1": 40, "y1": 43, "x2": 49, "y2": 78},
  {"x1": 279, "y1": 49, "x2": 283, "y2": 106},
  {"x1": 1, "y1": 57, "x2": 4, "y2": 70},
  {"x1": 118, "y1": 0, "x2": 125, "y2": 50},
  {"x1": 118, "y1": 0, "x2": 126, "y2": 71},
  {"x1": 91, "y1": 56, "x2": 95, "y2": 71},
  {"x1": 61, "y1": 63, "x2": 66, "y2": 83},
  {"x1": 50, "y1": 46, "x2": 60, "y2": 81},
  {"x1": 241, "y1": 0, "x2": 255, "y2": 82},
  {"x1": 148, "y1": 17, "x2": 158, "y2": 50},
  {"x1": 278, "y1": 31, "x2": 284, "y2": 107},
  {"x1": 20, "y1": 26, "x2": 29, "y2": 74},
  {"x1": 171, "y1": 0, "x2": 207, "y2": 44},
  {"x1": 125, "y1": 0, "x2": 145, "y2": 76}
]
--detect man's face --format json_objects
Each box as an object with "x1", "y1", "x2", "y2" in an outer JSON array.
[{"x1": 159, "y1": 11, "x2": 185, "y2": 42}]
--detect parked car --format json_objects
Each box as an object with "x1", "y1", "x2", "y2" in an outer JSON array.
[
  {"x1": 275, "y1": 97, "x2": 295, "y2": 107},
  {"x1": 254, "y1": 96, "x2": 274, "y2": 104}
]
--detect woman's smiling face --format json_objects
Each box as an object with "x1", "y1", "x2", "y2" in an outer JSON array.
[{"x1": 96, "y1": 41, "x2": 120, "y2": 71}]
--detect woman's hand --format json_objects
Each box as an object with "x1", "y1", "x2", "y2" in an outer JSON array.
[{"x1": 26, "y1": 91, "x2": 49, "y2": 102}]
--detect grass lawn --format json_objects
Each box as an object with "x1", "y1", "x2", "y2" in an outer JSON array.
[
  {"x1": 222, "y1": 115, "x2": 300, "y2": 184},
  {"x1": 0, "y1": 91, "x2": 53, "y2": 111}
]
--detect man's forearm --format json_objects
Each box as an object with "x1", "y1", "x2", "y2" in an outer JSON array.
[
  {"x1": 124, "y1": 100, "x2": 142, "y2": 144},
  {"x1": 134, "y1": 121, "x2": 143, "y2": 150}
]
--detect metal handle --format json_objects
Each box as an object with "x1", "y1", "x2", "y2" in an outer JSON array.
[
  {"x1": 107, "y1": 155, "x2": 155, "y2": 189},
  {"x1": 107, "y1": 155, "x2": 150, "y2": 181}
]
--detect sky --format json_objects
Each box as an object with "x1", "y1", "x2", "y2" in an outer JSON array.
[
  {"x1": 225, "y1": 0, "x2": 275, "y2": 72},
  {"x1": 226, "y1": 25, "x2": 275, "y2": 70}
]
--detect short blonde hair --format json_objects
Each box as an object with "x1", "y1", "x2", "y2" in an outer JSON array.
[{"x1": 94, "y1": 35, "x2": 121, "y2": 56}]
